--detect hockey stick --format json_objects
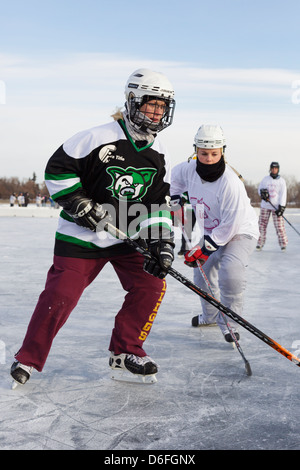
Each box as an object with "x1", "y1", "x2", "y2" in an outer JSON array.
[
  {"x1": 177, "y1": 219, "x2": 252, "y2": 376},
  {"x1": 103, "y1": 222, "x2": 300, "y2": 369},
  {"x1": 266, "y1": 199, "x2": 300, "y2": 237}
]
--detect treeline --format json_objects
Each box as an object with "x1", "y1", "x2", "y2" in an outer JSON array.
[
  {"x1": 244, "y1": 175, "x2": 300, "y2": 206},
  {"x1": 0, "y1": 174, "x2": 48, "y2": 201},
  {"x1": 1, "y1": 174, "x2": 300, "y2": 206}
]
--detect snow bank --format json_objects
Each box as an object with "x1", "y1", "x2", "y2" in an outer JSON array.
[{"x1": 0, "y1": 203, "x2": 60, "y2": 218}]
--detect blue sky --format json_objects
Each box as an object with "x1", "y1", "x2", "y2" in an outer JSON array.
[{"x1": 1, "y1": 0, "x2": 300, "y2": 184}]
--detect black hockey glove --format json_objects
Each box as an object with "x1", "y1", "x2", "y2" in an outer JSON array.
[
  {"x1": 143, "y1": 234, "x2": 175, "y2": 279},
  {"x1": 275, "y1": 205, "x2": 285, "y2": 217},
  {"x1": 260, "y1": 188, "x2": 269, "y2": 201},
  {"x1": 64, "y1": 196, "x2": 111, "y2": 231}
]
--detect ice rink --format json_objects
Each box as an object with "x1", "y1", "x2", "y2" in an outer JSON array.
[{"x1": 1, "y1": 205, "x2": 300, "y2": 451}]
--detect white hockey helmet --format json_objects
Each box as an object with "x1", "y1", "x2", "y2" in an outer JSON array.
[
  {"x1": 124, "y1": 68, "x2": 175, "y2": 133},
  {"x1": 194, "y1": 125, "x2": 226, "y2": 150}
]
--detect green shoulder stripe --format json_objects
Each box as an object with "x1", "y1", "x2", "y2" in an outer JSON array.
[{"x1": 51, "y1": 182, "x2": 83, "y2": 201}]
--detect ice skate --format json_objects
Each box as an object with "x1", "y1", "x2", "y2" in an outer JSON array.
[
  {"x1": 109, "y1": 353, "x2": 158, "y2": 384},
  {"x1": 191, "y1": 314, "x2": 217, "y2": 327},
  {"x1": 256, "y1": 245, "x2": 263, "y2": 251},
  {"x1": 10, "y1": 361, "x2": 33, "y2": 389},
  {"x1": 177, "y1": 249, "x2": 187, "y2": 258},
  {"x1": 223, "y1": 329, "x2": 240, "y2": 343}
]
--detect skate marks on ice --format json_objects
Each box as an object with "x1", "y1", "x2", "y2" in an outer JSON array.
[
  {"x1": 1, "y1": 215, "x2": 300, "y2": 449},
  {"x1": 1, "y1": 333, "x2": 300, "y2": 451}
]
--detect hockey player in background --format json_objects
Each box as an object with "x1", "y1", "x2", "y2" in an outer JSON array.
[
  {"x1": 256, "y1": 162, "x2": 288, "y2": 251},
  {"x1": 11, "y1": 68, "x2": 176, "y2": 387},
  {"x1": 170, "y1": 125, "x2": 259, "y2": 342}
]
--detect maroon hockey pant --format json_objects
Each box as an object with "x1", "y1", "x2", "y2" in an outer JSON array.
[{"x1": 15, "y1": 253, "x2": 166, "y2": 371}]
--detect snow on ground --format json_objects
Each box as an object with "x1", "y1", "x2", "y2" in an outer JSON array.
[{"x1": 1, "y1": 204, "x2": 300, "y2": 451}]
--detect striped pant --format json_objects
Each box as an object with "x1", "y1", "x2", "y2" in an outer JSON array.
[{"x1": 258, "y1": 208, "x2": 288, "y2": 248}]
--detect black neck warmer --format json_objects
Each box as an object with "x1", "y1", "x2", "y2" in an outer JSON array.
[{"x1": 196, "y1": 155, "x2": 226, "y2": 182}]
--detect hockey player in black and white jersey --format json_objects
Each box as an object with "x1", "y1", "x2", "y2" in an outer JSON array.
[{"x1": 10, "y1": 68, "x2": 176, "y2": 387}]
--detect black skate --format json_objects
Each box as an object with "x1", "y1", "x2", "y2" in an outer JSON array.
[
  {"x1": 224, "y1": 330, "x2": 240, "y2": 343},
  {"x1": 191, "y1": 314, "x2": 217, "y2": 327},
  {"x1": 11, "y1": 361, "x2": 33, "y2": 388},
  {"x1": 109, "y1": 353, "x2": 158, "y2": 384}
]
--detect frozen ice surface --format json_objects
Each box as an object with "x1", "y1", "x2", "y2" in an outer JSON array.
[{"x1": 1, "y1": 204, "x2": 300, "y2": 450}]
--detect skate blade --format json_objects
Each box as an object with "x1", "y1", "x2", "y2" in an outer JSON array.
[
  {"x1": 11, "y1": 380, "x2": 20, "y2": 390},
  {"x1": 198, "y1": 323, "x2": 217, "y2": 328},
  {"x1": 110, "y1": 369, "x2": 157, "y2": 384}
]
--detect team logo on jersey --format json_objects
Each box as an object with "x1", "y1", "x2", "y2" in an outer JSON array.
[
  {"x1": 99, "y1": 145, "x2": 117, "y2": 163},
  {"x1": 106, "y1": 166, "x2": 157, "y2": 201},
  {"x1": 190, "y1": 196, "x2": 220, "y2": 230}
]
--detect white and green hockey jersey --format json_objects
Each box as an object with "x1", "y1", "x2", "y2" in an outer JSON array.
[{"x1": 45, "y1": 119, "x2": 172, "y2": 258}]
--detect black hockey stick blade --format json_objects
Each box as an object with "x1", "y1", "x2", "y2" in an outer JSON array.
[{"x1": 245, "y1": 360, "x2": 252, "y2": 376}]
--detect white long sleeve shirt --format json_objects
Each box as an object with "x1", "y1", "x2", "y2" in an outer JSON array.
[
  {"x1": 171, "y1": 160, "x2": 259, "y2": 246},
  {"x1": 258, "y1": 175, "x2": 287, "y2": 210}
]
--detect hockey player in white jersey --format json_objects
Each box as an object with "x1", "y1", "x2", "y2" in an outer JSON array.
[
  {"x1": 170, "y1": 125, "x2": 259, "y2": 342},
  {"x1": 256, "y1": 162, "x2": 288, "y2": 251}
]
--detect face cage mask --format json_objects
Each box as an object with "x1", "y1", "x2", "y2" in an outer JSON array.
[{"x1": 127, "y1": 95, "x2": 175, "y2": 133}]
